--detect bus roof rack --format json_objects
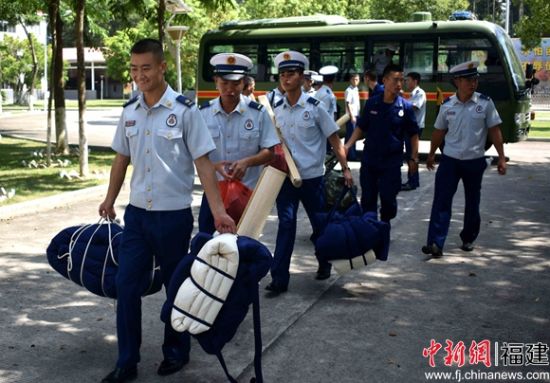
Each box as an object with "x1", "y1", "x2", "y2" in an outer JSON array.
[
  {"x1": 219, "y1": 15, "x2": 349, "y2": 30},
  {"x1": 348, "y1": 19, "x2": 394, "y2": 24}
]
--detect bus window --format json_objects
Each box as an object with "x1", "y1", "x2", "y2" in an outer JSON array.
[
  {"x1": 438, "y1": 36, "x2": 507, "y2": 100},
  {"x1": 438, "y1": 37, "x2": 493, "y2": 74},
  {"x1": 265, "y1": 42, "x2": 311, "y2": 82},
  {"x1": 403, "y1": 41, "x2": 435, "y2": 79},
  {"x1": 319, "y1": 39, "x2": 366, "y2": 81},
  {"x1": 369, "y1": 42, "x2": 400, "y2": 77},
  {"x1": 204, "y1": 43, "x2": 260, "y2": 81}
]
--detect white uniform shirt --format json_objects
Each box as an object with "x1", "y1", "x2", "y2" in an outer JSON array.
[
  {"x1": 344, "y1": 84, "x2": 360, "y2": 117},
  {"x1": 200, "y1": 95, "x2": 279, "y2": 189},
  {"x1": 315, "y1": 84, "x2": 337, "y2": 118},
  {"x1": 274, "y1": 92, "x2": 338, "y2": 179},
  {"x1": 434, "y1": 92, "x2": 502, "y2": 160},
  {"x1": 267, "y1": 87, "x2": 285, "y2": 107},
  {"x1": 111, "y1": 85, "x2": 215, "y2": 211},
  {"x1": 409, "y1": 86, "x2": 427, "y2": 129}
]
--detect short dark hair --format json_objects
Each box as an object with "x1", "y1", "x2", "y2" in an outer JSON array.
[
  {"x1": 363, "y1": 70, "x2": 377, "y2": 81},
  {"x1": 243, "y1": 75, "x2": 255, "y2": 87},
  {"x1": 382, "y1": 64, "x2": 403, "y2": 78},
  {"x1": 131, "y1": 38, "x2": 164, "y2": 62},
  {"x1": 407, "y1": 72, "x2": 421, "y2": 83}
]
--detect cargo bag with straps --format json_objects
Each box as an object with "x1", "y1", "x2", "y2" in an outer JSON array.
[
  {"x1": 46, "y1": 219, "x2": 163, "y2": 298},
  {"x1": 161, "y1": 232, "x2": 272, "y2": 383}
]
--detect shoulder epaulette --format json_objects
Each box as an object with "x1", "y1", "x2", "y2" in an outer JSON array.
[
  {"x1": 442, "y1": 96, "x2": 452, "y2": 105},
  {"x1": 248, "y1": 100, "x2": 263, "y2": 111},
  {"x1": 273, "y1": 99, "x2": 284, "y2": 109},
  {"x1": 479, "y1": 94, "x2": 491, "y2": 101},
  {"x1": 123, "y1": 96, "x2": 138, "y2": 108},
  {"x1": 176, "y1": 95, "x2": 195, "y2": 108},
  {"x1": 198, "y1": 100, "x2": 212, "y2": 110},
  {"x1": 307, "y1": 97, "x2": 320, "y2": 106}
]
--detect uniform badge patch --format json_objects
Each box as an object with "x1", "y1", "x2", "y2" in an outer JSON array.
[
  {"x1": 302, "y1": 111, "x2": 311, "y2": 120},
  {"x1": 398, "y1": 109, "x2": 404, "y2": 117},
  {"x1": 475, "y1": 105, "x2": 483, "y2": 113},
  {"x1": 125, "y1": 120, "x2": 136, "y2": 127},
  {"x1": 447, "y1": 111, "x2": 456, "y2": 116},
  {"x1": 370, "y1": 110, "x2": 378, "y2": 115},
  {"x1": 166, "y1": 114, "x2": 177, "y2": 127},
  {"x1": 244, "y1": 119, "x2": 254, "y2": 130}
]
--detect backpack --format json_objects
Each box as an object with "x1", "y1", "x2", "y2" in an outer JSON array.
[{"x1": 161, "y1": 232, "x2": 272, "y2": 382}]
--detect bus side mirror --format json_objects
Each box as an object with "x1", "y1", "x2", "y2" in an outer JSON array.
[
  {"x1": 525, "y1": 63, "x2": 534, "y2": 79},
  {"x1": 525, "y1": 64, "x2": 540, "y2": 89}
]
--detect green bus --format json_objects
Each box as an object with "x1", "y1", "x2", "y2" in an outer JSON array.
[{"x1": 196, "y1": 14, "x2": 532, "y2": 143}]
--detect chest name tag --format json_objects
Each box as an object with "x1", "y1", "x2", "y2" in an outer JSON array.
[
  {"x1": 125, "y1": 120, "x2": 136, "y2": 127},
  {"x1": 370, "y1": 110, "x2": 378, "y2": 115},
  {"x1": 166, "y1": 114, "x2": 177, "y2": 127}
]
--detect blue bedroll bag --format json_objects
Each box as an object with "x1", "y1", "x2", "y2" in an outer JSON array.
[
  {"x1": 162, "y1": 232, "x2": 272, "y2": 383},
  {"x1": 46, "y1": 221, "x2": 163, "y2": 298},
  {"x1": 315, "y1": 188, "x2": 391, "y2": 262}
]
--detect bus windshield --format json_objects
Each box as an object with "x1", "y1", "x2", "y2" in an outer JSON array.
[{"x1": 496, "y1": 27, "x2": 526, "y2": 93}]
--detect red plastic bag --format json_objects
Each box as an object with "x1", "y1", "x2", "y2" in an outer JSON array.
[
  {"x1": 266, "y1": 144, "x2": 289, "y2": 173},
  {"x1": 218, "y1": 180, "x2": 253, "y2": 224}
]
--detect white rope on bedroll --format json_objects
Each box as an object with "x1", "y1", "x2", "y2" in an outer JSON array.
[
  {"x1": 330, "y1": 250, "x2": 377, "y2": 275},
  {"x1": 58, "y1": 218, "x2": 159, "y2": 297},
  {"x1": 171, "y1": 233, "x2": 239, "y2": 335}
]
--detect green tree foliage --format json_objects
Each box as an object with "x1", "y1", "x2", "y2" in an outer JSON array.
[
  {"x1": 367, "y1": 0, "x2": 469, "y2": 22},
  {"x1": 513, "y1": 0, "x2": 550, "y2": 49},
  {"x1": 0, "y1": 35, "x2": 45, "y2": 104}
]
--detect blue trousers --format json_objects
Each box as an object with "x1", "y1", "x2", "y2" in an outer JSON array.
[
  {"x1": 270, "y1": 177, "x2": 327, "y2": 289},
  {"x1": 359, "y1": 163, "x2": 402, "y2": 222},
  {"x1": 426, "y1": 155, "x2": 487, "y2": 249},
  {"x1": 116, "y1": 205, "x2": 193, "y2": 368},
  {"x1": 404, "y1": 129, "x2": 422, "y2": 187},
  {"x1": 198, "y1": 195, "x2": 215, "y2": 234}
]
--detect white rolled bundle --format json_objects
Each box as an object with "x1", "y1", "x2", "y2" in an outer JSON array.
[
  {"x1": 330, "y1": 250, "x2": 376, "y2": 275},
  {"x1": 171, "y1": 233, "x2": 239, "y2": 334}
]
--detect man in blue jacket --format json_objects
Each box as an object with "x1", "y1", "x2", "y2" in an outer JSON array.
[{"x1": 345, "y1": 64, "x2": 419, "y2": 223}]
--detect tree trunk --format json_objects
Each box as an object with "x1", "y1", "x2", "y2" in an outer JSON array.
[
  {"x1": 76, "y1": 0, "x2": 88, "y2": 177},
  {"x1": 46, "y1": 0, "x2": 58, "y2": 166},
  {"x1": 158, "y1": 0, "x2": 165, "y2": 45},
  {"x1": 19, "y1": 17, "x2": 38, "y2": 112},
  {"x1": 54, "y1": 4, "x2": 68, "y2": 155}
]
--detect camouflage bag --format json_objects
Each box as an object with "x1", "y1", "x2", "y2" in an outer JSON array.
[{"x1": 324, "y1": 154, "x2": 358, "y2": 211}]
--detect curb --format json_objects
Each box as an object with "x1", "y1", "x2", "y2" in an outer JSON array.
[{"x1": 0, "y1": 184, "x2": 107, "y2": 220}]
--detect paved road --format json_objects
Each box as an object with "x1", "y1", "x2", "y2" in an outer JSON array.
[
  {"x1": 0, "y1": 109, "x2": 121, "y2": 148},
  {"x1": 1, "y1": 112, "x2": 549, "y2": 382}
]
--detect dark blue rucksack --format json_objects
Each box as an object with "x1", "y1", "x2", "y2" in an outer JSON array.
[{"x1": 162, "y1": 232, "x2": 272, "y2": 382}]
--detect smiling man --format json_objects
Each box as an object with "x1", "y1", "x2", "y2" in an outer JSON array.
[{"x1": 98, "y1": 38, "x2": 235, "y2": 383}]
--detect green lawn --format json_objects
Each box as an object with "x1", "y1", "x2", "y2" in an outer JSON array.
[
  {"x1": 0, "y1": 137, "x2": 115, "y2": 205},
  {"x1": 530, "y1": 111, "x2": 550, "y2": 139}
]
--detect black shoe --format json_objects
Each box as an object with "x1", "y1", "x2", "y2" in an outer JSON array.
[
  {"x1": 315, "y1": 267, "x2": 331, "y2": 280},
  {"x1": 401, "y1": 183, "x2": 416, "y2": 191},
  {"x1": 157, "y1": 357, "x2": 188, "y2": 376},
  {"x1": 265, "y1": 282, "x2": 287, "y2": 297},
  {"x1": 460, "y1": 242, "x2": 474, "y2": 252},
  {"x1": 101, "y1": 366, "x2": 137, "y2": 383},
  {"x1": 421, "y1": 244, "x2": 443, "y2": 258}
]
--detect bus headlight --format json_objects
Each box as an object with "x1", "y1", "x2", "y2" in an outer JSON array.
[{"x1": 514, "y1": 113, "x2": 522, "y2": 125}]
